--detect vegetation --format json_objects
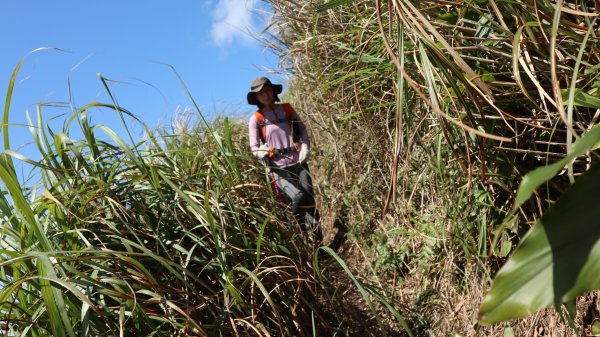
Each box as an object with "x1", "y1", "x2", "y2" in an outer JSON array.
[
  {"x1": 1, "y1": 0, "x2": 599, "y2": 336},
  {"x1": 0, "y1": 54, "x2": 412, "y2": 336},
  {"x1": 262, "y1": 0, "x2": 600, "y2": 335}
]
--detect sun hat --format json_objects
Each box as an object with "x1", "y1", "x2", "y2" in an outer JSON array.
[{"x1": 247, "y1": 77, "x2": 283, "y2": 105}]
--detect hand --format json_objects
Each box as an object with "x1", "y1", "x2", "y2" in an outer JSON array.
[
  {"x1": 298, "y1": 144, "x2": 310, "y2": 163},
  {"x1": 256, "y1": 143, "x2": 270, "y2": 159}
]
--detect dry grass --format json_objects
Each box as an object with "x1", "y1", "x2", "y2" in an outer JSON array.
[{"x1": 258, "y1": 1, "x2": 600, "y2": 334}]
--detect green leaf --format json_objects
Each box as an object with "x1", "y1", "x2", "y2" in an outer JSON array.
[
  {"x1": 514, "y1": 123, "x2": 600, "y2": 210},
  {"x1": 256, "y1": 216, "x2": 269, "y2": 264},
  {"x1": 234, "y1": 266, "x2": 283, "y2": 325},
  {"x1": 591, "y1": 319, "x2": 600, "y2": 335},
  {"x1": 562, "y1": 88, "x2": 600, "y2": 108},
  {"x1": 479, "y1": 162, "x2": 600, "y2": 324}
]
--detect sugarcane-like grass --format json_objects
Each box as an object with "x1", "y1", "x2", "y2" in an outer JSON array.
[{"x1": 0, "y1": 54, "x2": 413, "y2": 336}]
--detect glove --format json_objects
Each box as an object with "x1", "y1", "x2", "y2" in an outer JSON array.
[
  {"x1": 256, "y1": 143, "x2": 270, "y2": 159},
  {"x1": 298, "y1": 144, "x2": 310, "y2": 163}
]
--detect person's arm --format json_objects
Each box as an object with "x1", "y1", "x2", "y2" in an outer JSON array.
[
  {"x1": 289, "y1": 106, "x2": 310, "y2": 146},
  {"x1": 287, "y1": 105, "x2": 311, "y2": 164},
  {"x1": 248, "y1": 114, "x2": 267, "y2": 159}
]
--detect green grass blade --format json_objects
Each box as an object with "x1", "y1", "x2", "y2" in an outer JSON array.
[
  {"x1": 234, "y1": 266, "x2": 284, "y2": 332},
  {"x1": 316, "y1": 246, "x2": 388, "y2": 336},
  {"x1": 37, "y1": 255, "x2": 73, "y2": 337},
  {"x1": 96, "y1": 124, "x2": 147, "y2": 173},
  {"x1": 316, "y1": 0, "x2": 356, "y2": 12},
  {"x1": 256, "y1": 217, "x2": 270, "y2": 264}
]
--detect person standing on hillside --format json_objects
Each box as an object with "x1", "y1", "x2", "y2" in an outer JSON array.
[{"x1": 247, "y1": 76, "x2": 322, "y2": 243}]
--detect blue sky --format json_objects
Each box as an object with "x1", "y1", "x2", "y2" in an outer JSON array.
[{"x1": 1, "y1": 1, "x2": 279, "y2": 172}]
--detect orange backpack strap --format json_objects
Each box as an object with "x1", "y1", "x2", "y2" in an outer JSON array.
[
  {"x1": 255, "y1": 104, "x2": 299, "y2": 144},
  {"x1": 254, "y1": 110, "x2": 267, "y2": 143}
]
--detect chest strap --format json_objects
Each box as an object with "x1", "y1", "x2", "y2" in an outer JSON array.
[{"x1": 269, "y1": 144, "x2": 301, "y2": 159}]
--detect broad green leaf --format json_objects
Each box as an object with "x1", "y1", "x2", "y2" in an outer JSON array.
[
  {"x1": 514, "y1": 123, "x2": 600, "y2": 209},
  {"x1": 479, "y1": 162, "x2": 600, "y2": 324}
]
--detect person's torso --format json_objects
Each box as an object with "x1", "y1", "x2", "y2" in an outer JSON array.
[{"x1": 260, "y1": 105, "x2": 298, "y2": 168}]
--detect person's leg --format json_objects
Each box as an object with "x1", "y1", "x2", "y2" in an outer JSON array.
[
  {"x1": 296, "y1": 164, "x2": 322, "y2": 242},
  {"x1": 296, "y1": 164, "x2": 317, "y2": 221},
  {"x1": 271, "y1": 164, "x2": 322, "y2": 242},
  {"x1": 270, "y1": 166, "x2": 304, "y2": 224}
]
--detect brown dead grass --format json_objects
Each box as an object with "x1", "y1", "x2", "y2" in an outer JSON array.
[{"x1": 323, "y1": 221, "x2": 600, "y2": 337}]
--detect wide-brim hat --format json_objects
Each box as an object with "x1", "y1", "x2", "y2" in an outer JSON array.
[{"x1": 247, "y1": 76, "x2": 283, "y2": 105}]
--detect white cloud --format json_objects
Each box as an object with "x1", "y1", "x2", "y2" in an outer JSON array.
[{"x1": 210, "y1": 0, "x2": 259, "y2": 47}]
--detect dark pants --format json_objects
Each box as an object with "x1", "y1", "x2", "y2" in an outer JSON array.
[{"x1": 270, "y1": 163, "x2": 321, "y2": 238}]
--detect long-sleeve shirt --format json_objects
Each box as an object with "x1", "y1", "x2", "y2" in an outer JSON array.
[{"x1": 248, "y1": 103, "x2": 310, "y2": 168}]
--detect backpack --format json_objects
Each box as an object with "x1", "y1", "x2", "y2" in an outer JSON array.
[{"x1": 254, "y1": 103, "x2": 302, "y2": 144}]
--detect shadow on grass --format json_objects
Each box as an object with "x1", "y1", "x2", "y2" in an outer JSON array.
[{"x1": 328, "y1": 205, "x2": 349, "y2": 251}]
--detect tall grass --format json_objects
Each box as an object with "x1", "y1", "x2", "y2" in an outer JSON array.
[
  {"x1": 0, "y1": 52, "x2": 414, "y2": 336},
  {"x1": 0, "y1": 89, "x2": 317, "y2": 335},
  {"x1": 2, "y1": 0, "x2": 596, "y2": 333},
  {"x1": 261, "y1": 0, "x2": 599, "y2": 334}
]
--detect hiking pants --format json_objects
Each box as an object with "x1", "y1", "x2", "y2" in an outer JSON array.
[{"x1": 270, "y1": 163, "x2": 320, "y2": 232}]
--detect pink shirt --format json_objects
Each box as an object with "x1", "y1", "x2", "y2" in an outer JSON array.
[{"x1": 248, "y1": 104, "x2": 310, "y2": 168}]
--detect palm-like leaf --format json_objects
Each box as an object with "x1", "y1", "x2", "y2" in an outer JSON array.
[{"x1": 479, "y1": 160, "x2": 600, "y2": 324}]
